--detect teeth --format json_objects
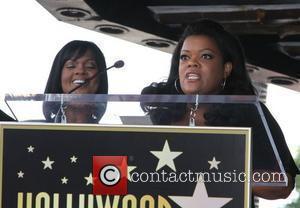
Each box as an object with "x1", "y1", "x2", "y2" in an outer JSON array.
[
  {"x1": 187, "y1": 73, "x2": 200, "y2": 80},
  {"x1": 73, "y1": 80, "x2": 86, "y2": 84}
]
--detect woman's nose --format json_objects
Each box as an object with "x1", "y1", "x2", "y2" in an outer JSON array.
[
  {"x1": 74, "y1": 64, "x2": 86, "y2": 74},
  {"x1": 187, "y1": 57, "x2": 199, "y2": 67}
]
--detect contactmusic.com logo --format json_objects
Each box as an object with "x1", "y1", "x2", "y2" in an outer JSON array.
[{"x1": 93, "y1": 156, "x2": 127, "y2": 195}]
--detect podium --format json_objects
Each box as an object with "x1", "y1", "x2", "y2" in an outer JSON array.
[{"x1": 0, "y1": 94, "x2": 289, "y2": 208}]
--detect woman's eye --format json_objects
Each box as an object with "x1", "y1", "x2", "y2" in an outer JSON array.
[
  {"x1": 180, "y1": 54, "x2": 189, "y2": 61},
  {"x1": 201, "y1": 54, "x2": 213, "y2": 60},
  {"x1": 86, "y1": 64, "x2": 96, "y2": 69},
  {"x1": 65, "y1": 63, "x2": 75, "y2": 68},
  {"x1": 85, "y1": 62, "x2": 97, "y2": 69}
]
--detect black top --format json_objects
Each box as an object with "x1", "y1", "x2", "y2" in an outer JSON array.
[
  {"x1": 254, "y1": 103, "x2": 299, "y2": 176},
  {"x1": 143, "y1": 101, "x2": 299, "y2": 176},
  {"x1": 0, "y1": 110, "x2": 15, "y2": 121},
  {"x1": 142, "y1": 100, "x2": 299, "y2": 207}
]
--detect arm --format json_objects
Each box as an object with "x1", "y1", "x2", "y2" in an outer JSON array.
[
  {"x1": 252, "y1": 172, "x2": 295, "y2": 199},
  {"x1": 252, "y1": 103, "x2": 299, "y2": 199}
]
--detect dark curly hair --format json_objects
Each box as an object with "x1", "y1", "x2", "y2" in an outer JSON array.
[
  {"x1": 143, "y1": 19, "x2": 254, "y2": 96},
  {"x1": 142, "y1": 20, "x2": 299, "y2": 199},
  {"x1": 141, "y1": 19, "x2": 255, "y2": 124}
]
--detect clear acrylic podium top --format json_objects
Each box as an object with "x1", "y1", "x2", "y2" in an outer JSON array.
[
  {"x1": 4, "y1": 94, "x2": 290, "y2": 186},
  {"x1": 5, "y1": 94, "x2": 262, "y2": 125}
]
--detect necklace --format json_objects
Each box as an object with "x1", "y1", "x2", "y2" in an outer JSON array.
[{"x1": 189, "y1": 94, "x2": 199, "y2": 126}]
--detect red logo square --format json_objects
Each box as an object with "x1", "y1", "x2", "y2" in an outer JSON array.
[{"x1": 93, "y1": 156, "x2": 127, "y2": 195}]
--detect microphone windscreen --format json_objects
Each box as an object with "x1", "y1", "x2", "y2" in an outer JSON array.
[{"x1": 114, "y1": 60, "x2": 125, "y2": 68}]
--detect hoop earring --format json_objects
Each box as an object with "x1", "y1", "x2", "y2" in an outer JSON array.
[
  {"x1": 221, "y1": 78, "x2": 227, "y2": 90},
  {"x1": 174, "y1": 78, "x2": 181, "y2": 93}
]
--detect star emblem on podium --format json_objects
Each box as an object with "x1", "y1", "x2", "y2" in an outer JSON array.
[
  {"x1": 208, "y1": 156, "x2": 221, "y2": 170},
  {"x1": 150, "y1": 140, "x2": 183, "y2": 171},
  {"x1": 169, "y1": 174, "x2": 232, "y2": 208}
]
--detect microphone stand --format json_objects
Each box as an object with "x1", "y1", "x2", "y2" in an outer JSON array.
[
  {"x1": 55, "y1": 60, "x2": 124, "y2": 123},
  {"x1": 67, "y1": 64, "x2": 117, "y2": 94}
]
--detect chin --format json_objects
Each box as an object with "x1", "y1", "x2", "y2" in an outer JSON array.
[
  {"x1": 182, "y1": 85, "x2": 203, "y2": 95},
  {"x1": 74, "y1": 89, "x2": 95, "y2": 94},
  {"x1": 73, "y1": 91, "x2": 87, "y2": 94},
  {"x1": 183, "y1": 89, "x2": 202, "y2": 95}
]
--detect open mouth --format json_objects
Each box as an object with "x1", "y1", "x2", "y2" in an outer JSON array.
[
  {"x1": 72, "y1": 80, "x2": 86, "y2": 85},
  {"x1": 186, "y1": 73, "x2": 200, "y2": 80}
]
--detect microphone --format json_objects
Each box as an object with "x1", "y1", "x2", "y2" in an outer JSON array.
[
  {"x1": 112, "y1": 60, "x2": 124, "y2": 69},
  {"x1": 68, "y1": 60, "x2": 124, "y2": 94}
]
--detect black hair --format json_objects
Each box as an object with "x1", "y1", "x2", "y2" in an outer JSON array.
[
  {"x1": 44, "y1": 40, "x2": 108, "y2": 94},
  {"x1": 143, "y1": 19, "x2": 254, "y2": 96},
  {"x1": 143, "y1": 20, "x2": 300, "y2": 195},
  {"x1": 141, "y1": 19, "x2": 255, "y2": 124},
  {"x1": 171, "y1": 20, "x2": 254, "y2": 95},
  {"x1": 43, "y1": 40, "x2": 108, "y2": 123}
]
